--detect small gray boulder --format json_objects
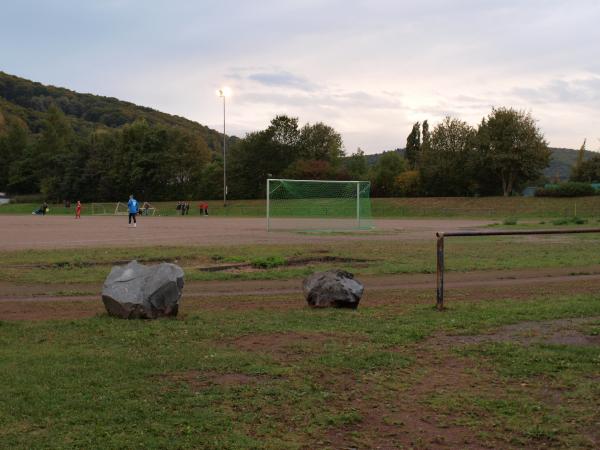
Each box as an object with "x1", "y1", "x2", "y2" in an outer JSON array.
[
  {"x1": 303, "y1": 269, "x2": 364, "y2": 309},
  {"x1": 102, "y1": 260, "x2": 184, "y2": 319}
]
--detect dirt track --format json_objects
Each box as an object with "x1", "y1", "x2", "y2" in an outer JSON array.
[
  {"x1": 0, "y1": 215, "x2": 493, "y2": 250},
  {"x1": 2, "y1": 215, "x2": 599, "y2": 322},
  {"x1": 2, "y1": 266, "x2": 600, "y2": 321}
]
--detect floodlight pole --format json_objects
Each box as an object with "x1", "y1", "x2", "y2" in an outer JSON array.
[
  {"x1": 356, "y1": 182, "x2": 360, "y2": 229},
  {"x1": 266, "y1": 179, "x2": 270, "y2": 232},
  {"x1": 221, "y1": 93, "x2": 227, "y2": 207}
]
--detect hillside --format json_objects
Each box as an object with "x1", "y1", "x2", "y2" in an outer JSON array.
[{"x1": 0, "y1": 71, "x2": 226, "y2": 151}]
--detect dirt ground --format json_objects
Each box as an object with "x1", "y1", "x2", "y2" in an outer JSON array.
[
  {"x1": 0, "y1": 215, "x2": 493, "y2": 250},
  {"x1": 2, "y1": 216, "x2": 599, "y2": 448},
  {"x1": 3, "y1": 266, "x2": 600, "y2": 321}
]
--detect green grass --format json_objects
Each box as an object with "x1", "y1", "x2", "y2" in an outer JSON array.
[
  {"x1": 2, "y1": 234, "x2": 600, "y2": 284},
  {"x1": 3, "y1": 196, "x2": 600, "y2": 218},
  {"x1": 1, "y1": 293, "x2": 599, "y2": 448}
]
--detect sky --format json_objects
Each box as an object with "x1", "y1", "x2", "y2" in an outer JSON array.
[{"x1": 1, "y1": 0, "x2": 599, "y2": 153}]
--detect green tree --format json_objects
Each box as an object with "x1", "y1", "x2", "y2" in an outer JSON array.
[
  {"x1": 571, "y1": 139, "x2": 587, "y2": 180},
  {"x1": 345, "y1": 148, "x2": 368, "y2": 180},
  {"x1": 477, "y1": 108, "x2": 550, "y2": 196},
  {"x1": 395, "y1": 170, "x2": 421, "y2": 196},
  {"x1": 34, "y1": 105, "x2": 77, "y2": 200},
  {"x1": 0, "y1": 119, "x2": 28, "y2": 192},
  {"x1": 571, "y1": 154, "x2": 600, "y2": 183},
  {"x1": 419, "y1": 117, "x2": 477, "y2": 196},
  {"x1": 370, "y1": 151, "x2": 405, "y2": 196},
  {"x1": 298, "y1": 122, "x2": 344, "y2": 162},
  {"x1": 229, "y1": 115, "x2": 345, "y2": 198},
  {"x1": 166, "y1": 130, "x2": 210, "y2": 199},
  {"x1": 405, "y1": 122, "x2": 421, "y2": 169},
  {"x1": 421, "y1": 120, "x2": 431, "y2": 156}
]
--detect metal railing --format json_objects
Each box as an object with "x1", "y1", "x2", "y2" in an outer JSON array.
[{"x1": 435, "y1": 228, "x2": 600, "y2": 310}]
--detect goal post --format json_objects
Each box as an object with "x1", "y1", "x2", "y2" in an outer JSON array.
[{"x1": 266, "y1": 179, "x2": 373, "y2": 231}]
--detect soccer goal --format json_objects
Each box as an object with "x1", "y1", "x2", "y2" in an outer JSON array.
[
  {"x1": 266, "y1": 179, "x2": 373, "y2": 231},
  {"x1": 91, "y1": 203, "x2": 119, "y2": 215},
  {"x1": 91, "y1": 202, "x2": 157, "y2": 216}
]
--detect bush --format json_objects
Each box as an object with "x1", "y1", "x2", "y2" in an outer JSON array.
[
  {"x1": 503, "y1": 218, "x2": 518, "y2": 225},
  {"x1": 251, "y1": 256, "x2": 286, "y2": 269},
  {"x1": 551, "y1": 216, "x2": 588, "y2": 226},
  {"x1": 535, "y1": 182, "x2": 596, "y2": 197}
]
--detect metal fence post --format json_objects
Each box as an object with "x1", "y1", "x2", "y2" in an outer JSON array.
[
  {"x1": 436, "y1": 232, "x2": 445, "y2": 310},
  {"x1": 434, "y1": 228, "x2": 600, "y2": 310}
]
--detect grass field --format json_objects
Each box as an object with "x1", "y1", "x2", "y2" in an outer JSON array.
[
  {"x1": 2, "y1": 235, "x2": 600, "y2": 285},
  {"x1": 2, "y1": 196, "x2": 600, "y2": 219},
  {"x1": 1, "y1": 214, "x2": 599, "y2": 448},
  {"x1": 2, "y1": 289, "x2": 599, "y2": 448}
]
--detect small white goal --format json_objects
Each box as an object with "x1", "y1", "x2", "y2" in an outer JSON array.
[{"x1": 91, "y1": 202, "x2": 157, "y2": 216}]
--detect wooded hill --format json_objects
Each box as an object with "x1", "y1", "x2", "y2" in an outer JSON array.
[
  {"x1": 0, "y1": 71, "x2": 225, "y2": 151},
  {"x1": 1, "y1": 71, "x2": 592, "y2": 201}
]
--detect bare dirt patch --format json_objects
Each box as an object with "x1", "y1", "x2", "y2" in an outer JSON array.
[
  {"x1": 228, "y1": 331, "x2": 350, "y2": 363},
  {"x1": 0, "y1": 300, "x2": 104, "y2": 321},
  {"x1": 318, "y1": 355, "x2": 501, "y2": 449},
  {"x1": 429, "y1": 317, "x2": 600, "y2": 347}
]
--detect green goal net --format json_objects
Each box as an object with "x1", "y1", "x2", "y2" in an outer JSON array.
[{"x1": 267, "y1": 179, "x2": 373, "y2": 231}]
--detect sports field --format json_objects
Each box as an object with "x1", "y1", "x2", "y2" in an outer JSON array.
[{"x1": 1, "y1": 212, "x2": 599, "y2": 448}]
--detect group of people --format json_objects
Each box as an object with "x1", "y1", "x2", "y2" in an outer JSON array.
[
  {"x1": 177, "y1": 201, "x2": 209, "y2": 216},
  {"x1": 33, "y1": 195, "x2": 208, "y2": 225},
  {"x1": 33, "y1": 200, "x2": 81, "y2": 217},
  {"x1": 176, "y1": 201, "x2": 191, "y2": 215}
]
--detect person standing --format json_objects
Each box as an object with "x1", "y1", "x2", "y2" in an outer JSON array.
[
  {"x1": 75, "y1": 201, "x2": 82, "y2": 219},
  {"x1": 127, "y1": 195, "x2": 139, "y2": 227}
]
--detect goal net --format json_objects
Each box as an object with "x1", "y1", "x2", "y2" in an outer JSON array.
[
  {"x1": 267, "y1": 179, "x2": 373, "y2": 231},
  {"x1": 91, "y1": 202, "x2": 157, "y2": 216},
  {"x1": 91, "y1": 203, "x2": 119, "y2": 215}
]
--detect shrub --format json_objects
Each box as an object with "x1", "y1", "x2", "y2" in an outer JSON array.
[
  {"x1": 251, "y1": 256, "x2": 286, "y2": 269},
  {"x1": 535, "y1": 182, "x2": 596, "y2": 197},
  {"x1": 551, "y1": 216, "x2": 587, "y2": 226},
  {"x1": 503, "y1": 218, "x2": 518, "y2": 225}
]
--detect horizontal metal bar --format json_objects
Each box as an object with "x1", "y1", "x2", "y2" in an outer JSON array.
[
  {"x1": 437, "y1": 228, "x2": 600, "y2": 238},
  {"x1": 267, "y1": 179, "x2": 368, "y2": 184}
]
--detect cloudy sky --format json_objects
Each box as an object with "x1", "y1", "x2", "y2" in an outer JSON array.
[{"x1": 2, "y1": 0, "x2": 599, "y2": 153}]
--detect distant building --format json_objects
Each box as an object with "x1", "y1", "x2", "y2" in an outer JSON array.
[{"x1": 0, "y1": 192, "x2": 10, "y2": 205}]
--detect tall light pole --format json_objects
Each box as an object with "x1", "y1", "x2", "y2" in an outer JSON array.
[{"x1": 217, "y1": 87, "x2": 231, "y2": 207}]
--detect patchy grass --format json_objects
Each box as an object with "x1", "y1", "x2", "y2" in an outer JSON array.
[
  {"x1": 2, "y1": 234, "x2": 600, "y2": 284},
  {"x1": 0, "y1": 292, "x2": 599, "y2": 448}
]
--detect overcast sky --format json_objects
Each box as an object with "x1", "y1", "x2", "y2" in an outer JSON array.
[{"x1": 1, "y1": 0, "x2": 599, "y2": 153}]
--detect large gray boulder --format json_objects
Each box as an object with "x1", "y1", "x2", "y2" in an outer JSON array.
[
  {"x1": 102, "y1": 261, "x2": 184, "y2": 319},
  {"x1": 303, "y1": 269, "x2": 364, "y2": 309}
]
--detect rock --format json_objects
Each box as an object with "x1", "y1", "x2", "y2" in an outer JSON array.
[
  {"x1": 102, "y1": 260, "x2": 184, "y2": 319},
  {"x1": 302, "y1": 269, "x2": 364, "y2": 309}
]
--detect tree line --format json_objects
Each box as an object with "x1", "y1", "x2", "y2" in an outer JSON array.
[
  {"x1": 0, "y1": 102, "x2": 559, "y2": 201},
  {"x1": 397, "y1": 108, "x2": 551, "y2": 197},
  {"x1": 0, "y1": 106, "x2": 212, "y2": 201}
]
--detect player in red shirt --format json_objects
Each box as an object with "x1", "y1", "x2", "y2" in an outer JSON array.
[{"x1": 75, "y1": 200, "x2": 82, "y2": 219}]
